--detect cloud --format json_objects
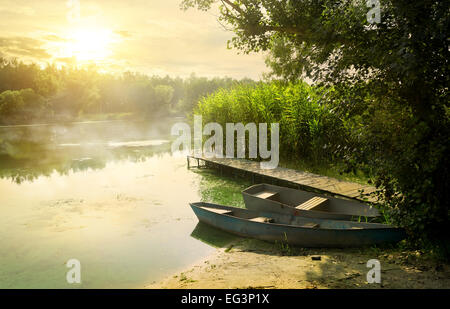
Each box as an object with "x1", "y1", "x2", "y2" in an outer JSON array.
[
  {"x1": 114, "y1": 31, "x2": 133, "y2": 39},
  {"x1": 55, "y1": 57, "x2": 77, "y2": 65},
  {"x1": 0, "y1": 6, "x2": 35, "y2": 17},
  {"x1": 0, "y1": 0, "x2": 268, "y2": 79},
  {"x1": 0, "y1": 37, "x2": 51, "y2": 59},
  {"x1": 43, "y1": 34, "x2": 68, "y2": 42}
]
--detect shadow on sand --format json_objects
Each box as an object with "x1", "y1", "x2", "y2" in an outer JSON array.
[{"x1": 189, "y1": 222, "x2": 449, "y2": 289}]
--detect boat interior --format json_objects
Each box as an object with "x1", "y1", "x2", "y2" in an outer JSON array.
[
  {"x1": 194, "y1": 203, "x2": 391, "y2": 230},
  {"x1": 248, "y1": 184, "x2": 331, "y2": 211},
  {"x1": 244, "y1": 183, "x2": 380, "y2": 216}
]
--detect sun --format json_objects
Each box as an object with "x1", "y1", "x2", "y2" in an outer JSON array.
[{"x1": 60, "y1": 28, "x2": 115, "y2": 63}]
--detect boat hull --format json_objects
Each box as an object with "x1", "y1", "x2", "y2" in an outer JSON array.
[{"x1": 190, "y1": 202, "x2": 405, "y2": 248}]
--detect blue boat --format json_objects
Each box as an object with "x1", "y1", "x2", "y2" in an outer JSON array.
[{"x1": 190, "y1": 202, "x2": 405, "y2": 248}]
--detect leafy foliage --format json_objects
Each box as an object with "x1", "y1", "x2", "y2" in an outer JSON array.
[
  {"x1": 196, "y1": 81, "x2": 349, "y2": 166},
  {"x1": 0, "y1": 89, "x2": 50, "y2": 125},
  {"x1": 183, "y1": 0, "x2": 450, "y2": 258},
  {"x1": 0, "y1": 58, "x2": 255, "y2": 125}
]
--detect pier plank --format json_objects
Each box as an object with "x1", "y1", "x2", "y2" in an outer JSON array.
[{"x1": 188, "y1": 156, "x2": 378, "y2": 203}]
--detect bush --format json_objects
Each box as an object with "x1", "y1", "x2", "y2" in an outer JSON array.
[
  {"x1": 354, "y1": 95, "x2": 450, "y2": 259},
  {"x1": 0, "y1": 89, "x2": 50, "y2": 125}
]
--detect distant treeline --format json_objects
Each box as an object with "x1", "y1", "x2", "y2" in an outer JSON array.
[{"x1": 0, "y1": 58, "x2": 255, "y2": 125}]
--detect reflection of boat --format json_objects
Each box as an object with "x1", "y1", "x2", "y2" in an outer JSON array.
[
  {"x1": 190, "y1": 222, "x2": 237, "y2": 248},
  {"x1": 190, "y1": 202, "x2": 405, "y2": 247},
  {"x1": 242, "y1": 184, "x2": 379, "y2": 220}
]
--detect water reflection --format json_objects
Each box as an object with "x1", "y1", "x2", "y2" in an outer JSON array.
[
  {"x1": 190, "y1": 222, "x2": 238, "y2": 248},
  {"x1": 0, "y1": 119, "x2": 252, "y2": 288},
  {"x1": 0, "y1": 120, "x2": 174, "y2": 184}
]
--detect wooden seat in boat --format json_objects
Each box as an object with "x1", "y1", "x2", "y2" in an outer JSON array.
[
  {"x1": 249, "y1": 216, "x2": 275, "y2": 223},
  {"x1": 295, "y1": 197, "x2": 329, "y2": 211},
  {"x1": 202, "y1": 207, "x2": 233, "y2": 215},
  {"x1": 254, "y1": 190, "x2": 279, "y2": 200}
]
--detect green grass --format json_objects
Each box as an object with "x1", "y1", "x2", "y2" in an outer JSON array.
[
  {"x1": 195, "y1": 169, "x2": 252, "y2": 208},
  {"x1": 278, "y1": 157, "x2": 371, "y2": 185}
]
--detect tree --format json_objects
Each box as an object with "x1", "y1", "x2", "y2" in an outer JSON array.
[
  {"x1": 153, "y1": 85, "x2": 175, "y2": 113},
  {"x1": 183, "y1": 0, "x2": 450, "y2": 257},
  {"x1": 0, "y1": 89, "x2": 49, "y2": 124}
]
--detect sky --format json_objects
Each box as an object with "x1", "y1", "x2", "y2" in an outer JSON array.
[{"x1": 0, "y1": 0, "x2": 268, "y2": 79}]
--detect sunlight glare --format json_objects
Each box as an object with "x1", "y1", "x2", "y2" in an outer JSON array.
[{"x1": 61, "y1": 28, "x2": 115, "y2": 62}]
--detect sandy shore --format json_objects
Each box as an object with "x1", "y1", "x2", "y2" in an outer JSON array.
[{"x1": 147, "y1": 238, "x2": 450, "y2": 289}]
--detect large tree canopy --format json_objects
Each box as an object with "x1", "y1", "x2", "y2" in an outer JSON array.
[
  {"x1": 183, "y1": 0, "x2": 450, "y2": 257},
  {"x1": 182, "y1": 0, "x2": 448, "y2": 114}
]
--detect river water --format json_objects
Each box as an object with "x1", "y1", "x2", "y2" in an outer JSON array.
[{"x1": 0, "y1": 119, "x2": 249, "y2": 288}]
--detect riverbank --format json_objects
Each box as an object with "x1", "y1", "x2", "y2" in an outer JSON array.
[
  {"x1": 148, "y1": 238, "x2": 450, "y2": 289},
  {"x1": 0, "y1": 113, "x2": 187, "y2": 128}
]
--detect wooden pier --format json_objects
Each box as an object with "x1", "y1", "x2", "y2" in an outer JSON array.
[{"x1": 187, "y1": 155, "x2": 378, "y2": 203}]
